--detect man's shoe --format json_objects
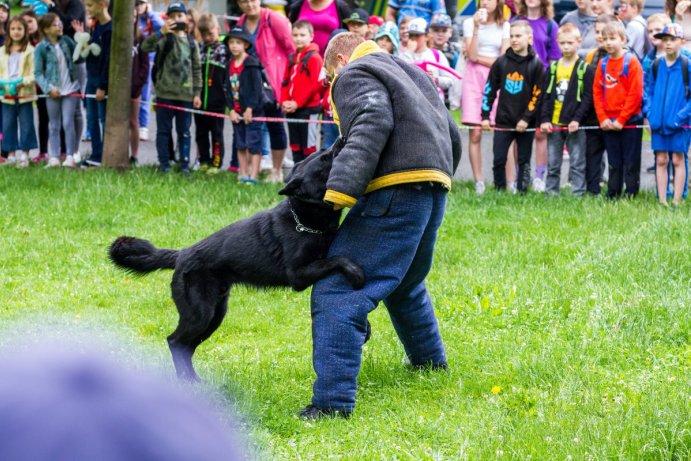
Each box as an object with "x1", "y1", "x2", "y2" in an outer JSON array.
[{"x1": 298, "y1": 404, "x2": 351, "y2": 420}]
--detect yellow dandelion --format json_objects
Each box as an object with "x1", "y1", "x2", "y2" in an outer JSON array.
[{"x1": 491, "y1": 385, "x2": 502, "y2": 395}]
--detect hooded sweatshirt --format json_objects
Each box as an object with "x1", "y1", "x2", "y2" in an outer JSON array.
[
  {"x1": 281, "y1": 42, "x2": 323, "y2": 109},
  {"x1": 481, "y1": 46, "x2": 544, "y2": 128},
  {"x1": 325, "y1": 41, "x2": 461, "y2": 209},
  {"x1": 199, "y1": 40, "x2": 231, "y2": 113},
  {"x1": 643, "y1": 55, "x2": 691, "y2": 134}
]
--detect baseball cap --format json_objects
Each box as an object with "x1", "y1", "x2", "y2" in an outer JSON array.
[
  {"x1": 429, "y1": 13, "x2": 452, "y2": 29},
  {"x1": 226, "y1": 26, "x2": 254, "y2": 49},
  {"x1": 407, "y1": 17, "x2": 428, "y2": 35},
  {"x1": 135, "y1": 0, "x2": 148, "y2": 4},
  {"x1": 369, "y1": 15, "x2": 384, "y2": 26},
  {"x1": 344, "y1": 8, "x2": 370, "y2": 25},
  {"x1": 0, "y1": 0, "x2": 9, "y2": 10},
  {"x1": 654, "y1": 22, "x2": 684, "y2": 40},
  {"x1": 167, "y1": 1, "x2": 187, "y2": 14}
]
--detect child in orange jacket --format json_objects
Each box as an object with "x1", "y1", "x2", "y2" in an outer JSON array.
[
  {"x1": 281, "y1": 20, "x2": 324, "y2": 166},
  {"x1": 592, "y1": 20, "x2": 644, "y2": 198}
]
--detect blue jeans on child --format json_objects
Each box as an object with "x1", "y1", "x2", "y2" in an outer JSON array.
[
  {"x1": 320, "y1": 115, "x2": 339, "y2": 149},
  {"x1": 546, "y1": 130, "x2": 586, "y2": 196},
  {"x1": 155, "y1": 98, "x2": 192, "y2": 170},
  {"x1": 2, "y1": 102, "x2": 38, "y2": 152},
  {"x1": 85, "y1": 79, "x2": 106, "y2": 163},
  {"x1": 310, "y1": 184, "x2": 448, "y2": 412}
]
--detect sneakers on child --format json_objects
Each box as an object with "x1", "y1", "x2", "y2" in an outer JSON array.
[
  {"x1": 508, "y1": 181, "x2": 518, "y2": 194},
  {"x1": 475, "y1": 180, "x2": 485, "y2": 195},
  {"x1": 45, "y1": 157, "x2": 61, "y2": 168},
  {"x1": 532, "y1": 177, "x2": 546, "y2": 193},
  {"x1": 3, "y1": 154, "x2": 16, "y2": 165},
  {"x1": 260, "y1": 155, "x2": 273, "y2": 172},
  {"x1": 139, "y1": 127, "x2": 149, "y2": 141},
  {"x1": 32, "y1": 153, "x2": 47, "y2": 164},
  {"x1": 17, "y1": 154, "x2": 29, "y2": 168},
  {"x1": 73, "y1": 152, "x2": 82, "y2": 164},
  {"x1": 62, "y1": 155, "x2": 76, "y2": 168}
]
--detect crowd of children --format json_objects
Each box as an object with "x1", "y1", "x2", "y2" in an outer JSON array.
[{"x1": 0, "y1": 0, "x2": 688, "y2": 204}]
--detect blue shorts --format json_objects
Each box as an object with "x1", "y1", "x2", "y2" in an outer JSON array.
[
  {"x1": 651, "y1": 131, "x2": 691, "y2": 154},
  {"x1": 233, "y1": 120, "x2": 263, "y2": 154}
]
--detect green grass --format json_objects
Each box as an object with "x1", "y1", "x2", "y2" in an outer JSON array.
[{"x1": 1, "y1": 167, "x2": 689, "y2": 460}]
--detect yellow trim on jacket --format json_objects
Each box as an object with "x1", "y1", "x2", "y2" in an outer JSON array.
[
  {"x1": 325, "y1": 170, "x2": 452, "y2": 209},
  {"x1": 0, "y1": 45, "x2": 37, "y2": 105},
  {"x1": 330, "y1": 40, "x2": 383, "y2": 132}
]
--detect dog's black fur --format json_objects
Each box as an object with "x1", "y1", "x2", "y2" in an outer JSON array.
[{"x1": 109, "y1": 147, "x2": 365, "y2": 381}]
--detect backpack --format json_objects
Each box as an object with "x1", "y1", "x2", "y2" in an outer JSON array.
[
  {"x1": 652, "y1": 55, "x2": 690, "y2": 100},
  {"x1": 545, "y1": 59, "x2": 589, "y2": 102},
  {"x1": 286, "y1": 48, "x2": 317, "y2": 80},
  {"x1": 152, "y1": 34, "x2": 196, "y2": 86},
  {"x1": 261, "y1": 66, "x2": 278, "y2": 112}
]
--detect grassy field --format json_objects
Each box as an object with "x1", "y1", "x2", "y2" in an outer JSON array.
[{"x1": 1, "y1": 167, "x2": 689, "y2": 460}]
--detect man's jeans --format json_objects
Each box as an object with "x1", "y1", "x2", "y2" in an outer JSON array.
[
  {"x1": 546, "y1": 129, "x2": 586, "y2": 196},
  {"x1": 310, "y1": 184, "x2": 448, "y2": 412}
]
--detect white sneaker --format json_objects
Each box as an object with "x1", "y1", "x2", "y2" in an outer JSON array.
[
  {"x1": 17, "y1": 153, "x2": 29, "y2": 168},
  {"x1": 475, "y1": 180, "x2": 485, "y2": 195},
  {"x1": 532, "y1": 177, "x2": 546, "y2": 193},
  {"x1": 62, "y1": 155, "x2": 76, "y2": 168},
  {"x1": 45, "y1": 157, "x2": 61, "y2": 168},
  {"x1": 4, "y1": 154, "x2": 16, "y2": 165},
  {"x1": 260, "y1": 155, "x2": 273, "y2": 171},
  {"x1": 73, "y1": 152, "x2": 82, "y2": 164},
  {"x1": 139, "y1": 127, "x2": 149, "y2": 141},
  {"x1": 508, "y1": 181, "x2": 518, "y2": 194},
  {"x1": 282, "y1": 157, "x2": 294, "y2": 168}
]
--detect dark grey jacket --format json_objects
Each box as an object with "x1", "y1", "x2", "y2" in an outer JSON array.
[{"x1": 324, "y1": 43, "x2": 461, "y2": 209}]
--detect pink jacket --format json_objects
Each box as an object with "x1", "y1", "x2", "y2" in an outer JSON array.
[{"x1": 238, "y1": 9, "x2": 295, "y2": 103}]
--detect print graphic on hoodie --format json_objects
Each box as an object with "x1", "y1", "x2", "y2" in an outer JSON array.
[{"x1": 504, "y1": 72, "x2": 524, "y2": 95}]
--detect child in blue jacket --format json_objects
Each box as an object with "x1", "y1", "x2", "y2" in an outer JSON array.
[{"x1": 643, "y1": 23, "x2": 691, "y2": 206}]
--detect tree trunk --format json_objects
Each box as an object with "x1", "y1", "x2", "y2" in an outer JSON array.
[{"x1": 102, "y1": 0, "x2": 135, "y2": 168}]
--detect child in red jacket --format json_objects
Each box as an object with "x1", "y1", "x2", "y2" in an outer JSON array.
[
  {"x1": 281, "y1": 20, "x2": 324, "y2": 165},
  {"x1": 592, "y1": 20, "x2": 644, "y2": 198}
]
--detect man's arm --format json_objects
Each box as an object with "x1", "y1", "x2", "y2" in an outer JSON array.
[{"x1": 324, "y1": 69, "x2": 394, "y2": 208}]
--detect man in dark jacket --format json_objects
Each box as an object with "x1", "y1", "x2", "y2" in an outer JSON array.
[{"x1": 299, "y1": 32, "x2": 461, "y2": 420}]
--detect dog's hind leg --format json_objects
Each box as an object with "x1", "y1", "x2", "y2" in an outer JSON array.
[{"x1": 167, "y1": 271, "x2": 228, "y2": 381}]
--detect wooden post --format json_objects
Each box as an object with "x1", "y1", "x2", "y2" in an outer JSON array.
[{"x1": 102, "y1": 0, "x2": 135, "y2": 168}]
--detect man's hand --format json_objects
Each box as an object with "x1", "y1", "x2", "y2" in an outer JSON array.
[
  {"x1": 230, "y1": 110, "x2": 240, "y2": 124},
  {"x1": 567, "y1": 121, "x2": 579, "y2": 133},
  {"x1": 481, "y1": 119, "x2": 491, "y2": 131},
  {"x1": 540, "y1": 122, "x2": 552, "y2": 133},
  {"x1": 193, "y1": 96, "x2": 201, "y2": 109},
  {"x1": 243, "y1": 107, "x2": 253, "y2": 124},
  {"x1": 95, "y1": 89, "x2": 106, "y2": 101},
  {"x1": 516, "y1": 120, "x2": 528, "y2": 133},
  {"x1": 600, "y1": 119, "x2": 613, "y2": 131},
  {"x1": 612, "y1": 120, "x2": 624, "y2": 131}
]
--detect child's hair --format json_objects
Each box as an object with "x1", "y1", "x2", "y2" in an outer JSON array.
[
  {"x1": 324, "y1": 31, "x2": 365, "y2": 70},
  {"x1": 37, "y1": 12, "x2": 58, "y2": 35},
  {"x1": 4, "y1": 16, "x2": 30, "y2": 54},
  {"x1": 558, "y1": 22, "x2": 581, "y2": 39},
  {"x1": 293, "y1": 19, "x2": 314, "y2": 35},
  {"x1": 399, "y1": 16, "x2": 413, "y2": 27},
  {"x1": 510, "y1": 19, "x2": 534, "y2": 35},
  {"x1": 20, "y1": 10, "x2": 42, "y2": 43},
  {"x1": 197, "y1": 13, "x2": 220, "y2": 35},
  {"x1": 624, "y1": 0, "x2": 644, "y2": 11},
  {"x1": 595, "y1": 13, "x2": 618, "y2": 25},
  {"x1": 647, "y1": 12, "x2": 671, "y2": 25},
  {"x1": 492, "y1": 0, "x2": 507, "y2": 25},
  {"x1": 516, "y1": 0, "x2": 554, "y2": 20},
  {"x1": 601, "y1": 20, "x2": 626, "y2": 40}
]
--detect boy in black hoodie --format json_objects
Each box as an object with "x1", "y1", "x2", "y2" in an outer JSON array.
[
  {"x1": 195, "y1": 14, "x2": 230, "y2": 173},
  {"x1": 481, "y1": 20, "x2": 544, "y2": 193},
  {"x1": 539, "y1": 23, "x2": 593, "y2": 196}
]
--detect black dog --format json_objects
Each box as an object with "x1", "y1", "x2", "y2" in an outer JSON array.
[{"x1": 109, "y1": 147, "x2": 365, "y2": 381}]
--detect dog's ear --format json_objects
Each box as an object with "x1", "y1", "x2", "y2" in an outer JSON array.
[{"x1": 278, "y1": 178, "x2": 302, "y2": 196}]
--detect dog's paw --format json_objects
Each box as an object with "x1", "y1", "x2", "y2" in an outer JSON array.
[{"x1": 341, "y1": 259, "x2": 365, "y2": 290}]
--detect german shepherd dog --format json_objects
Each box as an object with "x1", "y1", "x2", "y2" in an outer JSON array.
[{"x1": 109, "y1": 146, "x2": 365, "y2": 381}]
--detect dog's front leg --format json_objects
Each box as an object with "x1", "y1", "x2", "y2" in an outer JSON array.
[{"x1": 288, "y1": 256, "x2": 365, "y2": 291}]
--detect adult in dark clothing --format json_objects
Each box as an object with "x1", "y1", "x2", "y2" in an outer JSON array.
[{"x1": 40, "y1": 0, "x2": 85, "y2": 38}]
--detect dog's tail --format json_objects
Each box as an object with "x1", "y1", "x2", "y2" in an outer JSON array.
[{"x1": 109, "y1": 236, "x2": 179, "y2": 275}]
